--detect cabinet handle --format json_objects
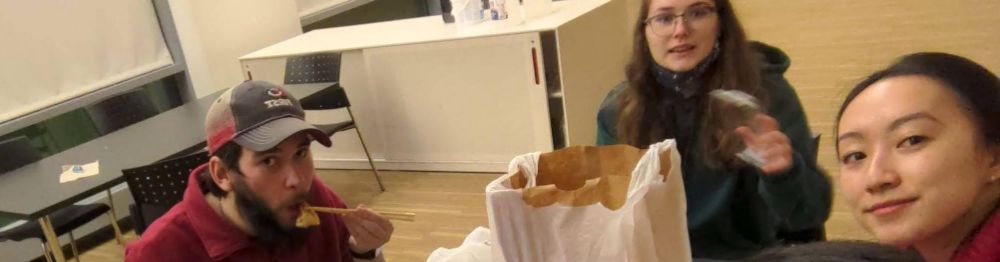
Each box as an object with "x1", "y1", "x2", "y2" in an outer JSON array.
[{"x1": 531, "y1": 47, "x2": 540, "y2": 85}]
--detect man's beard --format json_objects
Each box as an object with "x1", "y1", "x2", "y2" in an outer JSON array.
[{"x1": 231, "y1": 178, "x2": 310, "y2": 248}]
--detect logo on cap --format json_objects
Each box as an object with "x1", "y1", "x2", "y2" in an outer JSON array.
[
  {"x1": 263, "y1": 87, "x2": 293, "y2": 108},
  {"x1": 267, "y1": 88, "x2": 285, "y2": 98}
]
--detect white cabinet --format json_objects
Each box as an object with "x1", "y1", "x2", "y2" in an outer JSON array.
[{"x1": 240, "y1": 0, "x2": 628, "y2": 172}]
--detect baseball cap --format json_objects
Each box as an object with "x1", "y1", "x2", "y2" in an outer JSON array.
[{"x1": 204, "y1": 80, "x2": 332, "y2": 155}]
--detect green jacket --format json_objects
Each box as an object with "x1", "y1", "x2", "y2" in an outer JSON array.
[{"x1": 596, "y1": 42, "x2": 831, "y2": 259}]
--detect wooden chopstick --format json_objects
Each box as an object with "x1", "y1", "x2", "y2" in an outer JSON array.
[
  {"x1": 307, "y1": 206, "x2": 353, "y2": 214},
  {"x1": 307, "y1": 206, "x2": 416, "y2": 222}
]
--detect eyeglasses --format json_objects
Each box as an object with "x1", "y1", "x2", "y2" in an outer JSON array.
[{"x1": 644, "y1": 5, "x2": 718, "y2": 37}]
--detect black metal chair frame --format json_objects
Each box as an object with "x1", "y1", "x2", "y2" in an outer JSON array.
[
  {"x1": 122, "y1": 149, "x2": 208, "y2": 236},
  {"x1": 298, "y1": 84, "x2": 386, "y2": 191}
]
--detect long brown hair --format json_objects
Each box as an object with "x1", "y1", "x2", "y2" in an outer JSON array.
[{"x1": 616, "y1": 0, "x2": 765, "y2": 169}]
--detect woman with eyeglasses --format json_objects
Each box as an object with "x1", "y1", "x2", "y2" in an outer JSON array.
[
  {"x1": 596, "y1": 0, "x2": 831, "y2": 259},
  {"x1": 836, "y1": 53, "x2": 1000, "y2": 262}
]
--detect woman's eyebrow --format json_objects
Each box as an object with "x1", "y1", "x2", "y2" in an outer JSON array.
[{"x1": 888, "y1": 112, "x2": 942, "y2": 132}]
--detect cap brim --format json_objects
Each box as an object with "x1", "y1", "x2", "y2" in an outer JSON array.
[{"x1": 232, "y1": 117, "x2": 332, "y2": 152}]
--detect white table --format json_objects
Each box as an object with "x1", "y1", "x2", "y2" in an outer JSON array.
[{"x1": 240, "y1": 0, "x2": 629, "y2": 172}]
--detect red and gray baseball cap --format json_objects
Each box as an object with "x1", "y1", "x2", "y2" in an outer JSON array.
[{"x1": 204, "y1": 80, "x2": 332, "y2": 155}]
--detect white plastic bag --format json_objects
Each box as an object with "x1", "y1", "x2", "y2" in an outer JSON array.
[
  {"x1": 485, "y1": 139, "x2": 691, "y2": 262},
  {"x1": 427, "y1": 227, "x2": 494, "y2": 262}
]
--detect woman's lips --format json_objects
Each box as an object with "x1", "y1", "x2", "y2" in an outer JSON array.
[
  {"x1": 864, "y1": 197, "x2": 918, "y2": 216},
  {"x1": 669, "y1": 44, "x2": 695, "y2": 53}
]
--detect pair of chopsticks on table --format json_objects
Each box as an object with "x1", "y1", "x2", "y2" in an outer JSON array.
[{"x1": 306, "y1": 206, "x2": 416, "y2": 222}]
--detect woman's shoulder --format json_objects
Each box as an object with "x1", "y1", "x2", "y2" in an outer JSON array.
[
  {"x1": 750, "y1": 41, "x2": 791, "y2": 76},
  {"x1": 750, "y1": 41, "x2": 800, "y2": 104},
  {"x1": 596, "y1": 82, "x2": 627, "y2": 144},
  {"x1": 599, "y1": 81, "x2": 628, "y2": 112}
]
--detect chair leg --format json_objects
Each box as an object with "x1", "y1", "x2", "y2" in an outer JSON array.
[
  {"x1": 39, "y1": 216, "x2": 67, "y2": 262},
  {"x1": 40, "y1": 242, "x2": 54, "y2": 262},
  {"x1": 347, "y1": 107, "x2": 385, "y2": 192},
  {"x1": 68, "y1": 231, "x2": 81, "y2": 262},
  {"x1": 106, "y1": 189, "x2": 124, "y2": 245}
]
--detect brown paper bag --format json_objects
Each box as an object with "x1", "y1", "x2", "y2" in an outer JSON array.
[{"x1": 510, "y1": 144, "x2": 670, "y2": 210}]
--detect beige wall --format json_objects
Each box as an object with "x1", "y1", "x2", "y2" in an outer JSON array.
[
  {"x1": 169, "y1": 0, "x2": 303, "y2": 97},
  {"x1": 734, "y1": 0, "x2": 1000, "y2": 178}
]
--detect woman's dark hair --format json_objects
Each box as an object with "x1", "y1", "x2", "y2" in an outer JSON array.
[
  {"x1": 199, "y1": 142, "x2": 242, "y2": 197},
  {"x1": 617, "y1": 0, "x2": 764, "y2": 169},
  {"x1": 746, "y1": 240, "x2": 925, "y2": 262},
  {"x1": 835, "y1": 52, "x2": 1000, "y2": 153}
]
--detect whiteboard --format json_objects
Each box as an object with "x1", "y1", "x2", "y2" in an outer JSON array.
[{"x1": 0, "y1": 0, "x2": 172, "y2": 124}]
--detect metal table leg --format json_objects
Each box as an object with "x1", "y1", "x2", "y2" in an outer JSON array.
[
  {"x1": 106, "y1": 189, "x2": 123, "y2": 245},
  {"x1": 39, "y1": 215, "x2": 66, "y2": 262}
]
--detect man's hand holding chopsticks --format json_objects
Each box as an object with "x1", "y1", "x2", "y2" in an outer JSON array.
[{"x1": 344, "y1": 204, "x2": 394, "y2": 254}]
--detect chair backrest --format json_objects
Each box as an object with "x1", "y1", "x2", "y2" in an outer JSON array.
[
  {"x1": 0, "y1": 135, "x2": 43, "y2": 174},
  {"x1": 85, "y1": 89, "x2": 158, "y2": 135},
  {"x1": 284, "y1": 52, "x2": 341, "y2": 85},
  {"x1": 282, "y1": 53, "x2": 351, "y2": 110},
  {"x1": 299, "y1": 83, "x2": 351, "y2": 110},
  {"x1": 123, "y1": 149, "x2": 208, "y2": 233}
]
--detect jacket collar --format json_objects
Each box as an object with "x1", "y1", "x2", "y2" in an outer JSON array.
[
  {"x1": 951, "y1": 206, "x2": 1000, "y2": 261},
  {"x1": 184, "y1": 163, "x2": 255, "y2": 261},
  {"x1": 650, "y1": 41, "x2": 720, "y2": 100}
]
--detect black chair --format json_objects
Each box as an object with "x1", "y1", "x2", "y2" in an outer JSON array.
[
  {"x1": 0, "y1": 135, "x2": 43, "y2": 173},
  {"x1": 298, "y1": 84, "x2": 386, "y2": 192},
  {"x1": 123, "y1": 149, "x2": 208, "y2": 235},
  {"x1": 284, "y1": 53, "x2": 385, "y2": 192},
  {"x1": 0, "y1": 204, "x2": 113, "y2": 262},
  {"x1": 775, "y1": 133, "x2": 828, "y2": 244},
  {"x1": 0, "y1": 137, "x2": 123, "y2": 262},
  {"x1": 84, "y1": 89, "x2": 158, "y2": 135}
]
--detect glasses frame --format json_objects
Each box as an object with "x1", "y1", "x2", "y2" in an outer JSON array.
[{"x1": 644, "y1": 5, "x2": 719, "y2": 37}]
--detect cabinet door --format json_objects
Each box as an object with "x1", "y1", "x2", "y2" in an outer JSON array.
[{"x1": 340, "y1": 32, "x2": 552, "y2": 172}]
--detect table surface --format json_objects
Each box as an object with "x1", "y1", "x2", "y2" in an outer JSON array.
[
  {"x1": 239, "y1": 0, "x2": 610, "y2": 60},
  {"x1": 0, "y1": 83, "x2": 329, "y2": 219}
]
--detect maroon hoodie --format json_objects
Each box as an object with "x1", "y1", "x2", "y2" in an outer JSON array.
[{"x1": 951, "y1": 207, "x2": 1000, "y2": 262}]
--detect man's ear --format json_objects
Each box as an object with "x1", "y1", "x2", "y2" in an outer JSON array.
[{"x1": 208, "y1": 156, "x2": 235, "y2": 192}]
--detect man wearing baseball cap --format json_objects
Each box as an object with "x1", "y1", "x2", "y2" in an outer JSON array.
[{"x1": 126, "y1": 81, "x2": 392, "y2": 261}]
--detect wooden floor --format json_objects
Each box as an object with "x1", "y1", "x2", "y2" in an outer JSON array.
[{"x1": 80, "y1": 169, "x2": 872, "y2": 261}]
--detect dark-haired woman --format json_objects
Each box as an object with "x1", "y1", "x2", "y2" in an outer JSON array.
[
  {"x1": 836, "y1": 52, "x2": 1000, "y2": 262},
  {"x1": 595, "y1": 0, "x2": 831, "y2": 259}
]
